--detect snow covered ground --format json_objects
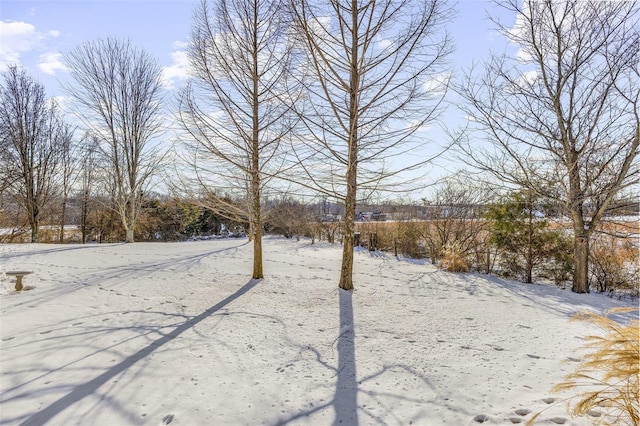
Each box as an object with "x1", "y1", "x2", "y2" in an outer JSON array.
[{"x1": 0, "y1": 237, "x2": 636, "y2": 425}]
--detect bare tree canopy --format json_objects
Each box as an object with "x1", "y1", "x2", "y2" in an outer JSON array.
[
  {"x1": 458, "y1": 0, "x2": 639, "y2": 293},
  {"x1": 63, "y1": 37, "x2": 164, "y2": 243},
  {"x1": 179, "y1": 0, "x2": 295, "y2": 279},
  {"x1": 0, "y1": 65, "x2": 65, "y2": 242},
  {"x1": 290, "y1": 0, "x2": 453, "y2": 290}
]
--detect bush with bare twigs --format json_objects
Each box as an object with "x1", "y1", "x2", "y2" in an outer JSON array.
[{"x1": 590, "y1": 234, "x2": 639, "y2": 297}]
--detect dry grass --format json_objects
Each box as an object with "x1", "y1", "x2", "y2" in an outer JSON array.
[
  {"x1": 530, "y1": 308, "x2": 639, "y2": 425},
  {"x1": 440, "y1": 241, "x2": 469, "y2": 272}
]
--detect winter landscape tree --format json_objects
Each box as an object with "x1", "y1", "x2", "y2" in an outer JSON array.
[
  {"x1": 56, "y1": 123, "x2": 77, "y2": 243},
  {"x1": 458, "y1": 0, "x2": 639, "y2": 293},
  {"x1": 0, "y1": 66, "x2": 65, "y2": 243},
  {"x1": 179, "y1": 0, "x2": 295, "y2": 279},
  {"x1": 290, "y1": 0, "x2": 453, "y2": 290},
  {"x1": 63, "y1": 38, "x2": 164, "y2": 243}
]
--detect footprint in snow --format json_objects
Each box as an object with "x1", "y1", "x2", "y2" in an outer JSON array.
[
  {"x1": 509, "y1": 418, "x2": 524, "y2": 424},
  {"x1": 162, "y1": 414, "x2": 174, "y2": 424},
  {"x1": 514, "y1": 408, "x2": 530, "y2": 416},
  {"x1": 543, "y1": 397, "x2": 555, "y2": 404},
  {"x1": 527, "y1": 354, "x2": 541, "y2": 359},
  {"x1": 550, "y1": 417, "x2": 567, "y2": 424},
  {"x1": 473, "y1": 414, "x2": 489, "y2": 423}
]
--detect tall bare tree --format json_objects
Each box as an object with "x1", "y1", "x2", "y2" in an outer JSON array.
[
  {"x1": 290, "y1": 0, "x2": 453, "y2": 290},
  {"x1": 57, "y1": 123, "x2": 77, "y2": 243},
  {"x1": 0, "y1": 66, "x2": 64, "y2": 243},
  {"x1": 458, "y1": 0, "x2": 639, "y2": 293},
  {"x1": 63, "y1": 38, "x2": 164, "y2": 243},
  {"x1": 179, "y1": 0, "x2": 295, "y2": 279},
  {"x1": 79, "y1": 134, "x2": 100, "y2": 244}
]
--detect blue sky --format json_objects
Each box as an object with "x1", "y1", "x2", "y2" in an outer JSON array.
[
  {"x1": 0, "y1": 1, "x2": 517, "y2": 193},
  {"x1": 1, "y1": 1, "x2": 514, "y2": 99}
]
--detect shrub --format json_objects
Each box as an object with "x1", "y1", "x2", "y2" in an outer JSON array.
[
  {"x1": 590, "y1": 234, "x2": 639, "y2": 296},
  {"x1": 486, "y1": 190, "x2": 572, "y2": 284},
  {"x1": 392, "y1": 221, "x2": 424, "y2": 258}
]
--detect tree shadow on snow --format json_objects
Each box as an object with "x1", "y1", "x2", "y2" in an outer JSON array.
[
  {"x1": 272, "y1": 288, "x2": 452, "y2": 426},
  {"x1": 16, "y1": 278, "x2": 261, "y2": 426},
  {"x1": 3, "y1": 240, "x2": 248, "y2": 310},
  {"x1": 334, "y1": 289, "x2": 359, "y2": 425},
  {"x1": 273, "y1": 289, "x2": 359, "y2": 425}
]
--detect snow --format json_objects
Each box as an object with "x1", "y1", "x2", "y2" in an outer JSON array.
[{"x1": 0, "y1": 237, "x2": 636, "y2": 425}]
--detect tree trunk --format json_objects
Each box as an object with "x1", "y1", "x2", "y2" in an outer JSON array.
[
  {"x1": 81, "y1": 191, "x2": 88, "y2": 244},
  {"x1": 125, "y1": 197, "x2": 135, "y2": 243},
  {"x1": 339, "y1": 195, "x2": 356, "y2": 291},
  {"x1": 30, "y1": 222, "x2": 38, "y2": 243},
  {"x1": 525, "y1": 192, "x2": 533, "y2": 283},
  {"x1": 251, "y1": 172, "x2": 263, "y2": 279},
  {"x1": 572, "y1": 233, "x2": 590, "y2": 293},
  {"x1": 30, "y1": 203, "x2": 38, "y2": 243},
  {"x1": 253, "y1": 229, "x2": 263, "y2": 279},
  {"x1": 125, "y1": 228, "x2": 134, "y2": 243},
  {"x1": 59, "y1": 199, "x2": 67, "y2": 243}
]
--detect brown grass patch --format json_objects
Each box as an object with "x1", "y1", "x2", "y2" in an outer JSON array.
[{"x1": 529, "y1": 308, "x2": 639, "y2": 425}]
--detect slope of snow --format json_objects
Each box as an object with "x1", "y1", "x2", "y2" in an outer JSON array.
[{"x1": 0, "y1": 237, "x2": 636, "y2": 425}]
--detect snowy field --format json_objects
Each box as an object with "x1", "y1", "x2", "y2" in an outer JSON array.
[{"x1": 0, "y1": 237, "x2": 636, "y2": 425}]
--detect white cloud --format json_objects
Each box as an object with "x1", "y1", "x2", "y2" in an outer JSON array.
[
  {"x1": 38, "y1": 52, "x2": 67, "y2": 75},
  {"x1": 423, "y1": 71, "x2": 451, "y2": 94},
  {"x1": 161, "y1": 41, "x2": 190, "y2": 89},
  {"x1": 376, "y1": 35, "x2": 392, "y2": 50},
  {"x1": 0, "y1": 21, "x2": 42, "y2": 67},
  {"x1": 0, "y1": 20, "x2": 61, "y2": 69}
]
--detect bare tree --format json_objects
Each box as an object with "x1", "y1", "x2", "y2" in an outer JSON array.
[
  {"x1": 79, "y1": 133, "x2": 100, "y2": 244},
  {"x1": 179, "y1": 0, "x2": 295, "y2": 279},
  {"x1": 290, "y1": 0, "x2": 453, "y2": 290},
  {"x1": 458, "y1": 0, "x2": 639, "y2": 293},
  {"x1": 63, "y1": 38, "x2": 164, "y2": 243},
  {"x1": 57, "y1": 123, "x2": 77, "y2": 243},
  {"x1": 0, "y1": 66, "x2": 64, "y2": 243}
]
